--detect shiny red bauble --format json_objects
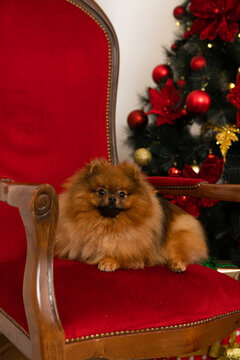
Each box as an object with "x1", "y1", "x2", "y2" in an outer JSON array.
[
  {"x1": 190, "y1": 56, "x2": 207, "y2": 71},
  {"x1": 181, "y1": 108, "x2": 188, "y2": 116},
  {"x1": 186, "y1": 90, "x2": 211, "y2": 115},
  {"x1": 152, "y1": 64, "x2": 171, "y2": 84},
  {"x1": 173, "y1": 6, "x2": 185, "y2": 19},
  {"x1": 206, "y1": 150, "x2": 217, "y2": 160},
  {"x1": 168, "y1": 166, "x2": 182, "y2": 177},
  {"x1": 127, "y1": 110, "x2": 148, "y2": 130},
  {"x1": 213, "y1": 7, "x2": 220, "y2": 15}
]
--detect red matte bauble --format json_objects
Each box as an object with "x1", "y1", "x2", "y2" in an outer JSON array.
[
  {"x1": 173, "y1": 6, "x2": 185, "y2": 19},
  {"x1": 186, "y1": 90, "x2": 211, "y2": 115},
  {"x1": 168, "y1": 166, "x2": 182, "y2": 177},
  {"x1": 184, "y1": 31, "x2": 191, "y2": 39},
  {"x1": 127, "y1": 110, "x2": 148, "y2": 130},
  {"x1": 190, "y1": 56, "x2": 207, "y2": 71},
  {"x1": 152, "y1": 64, "x2": 171, "y2": 84},
  {"x1": 177, "y1": 78, "x2": 186, "y2": 88}
]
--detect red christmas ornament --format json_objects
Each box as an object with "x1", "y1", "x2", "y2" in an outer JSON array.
[
  {"x1": 206, "y1": 149, "x2": 216, "y2": 160},
  {"x1": 186, "y1": 90, "x2": 211, "y2": 115},
  {"x1": 213, "y1": 7, "x2": 220, "y2": 16},
  {"x1": 171, "y1": 44, "x2": 177, "y2": 51},
  {"x1": 189, "y1": 0, "x2": 240, "y2": 42},
  {"x1": 173, "y1": 6, "x2": 185, "y2": 19},
  {"x1": 168, "y1": 165, "x2": 182, "y2": 177},
  {"x1": 152, "y1": 64, "x2": 171, "y2": 84},
  {"x1": 190, "y1": 56, "x2": 207, "y2": 71},
  {"x1": 127, "y1": 110, "x2": 148, "y2": 130},
  {"x1": 177, "y1": 78, "x2": 186, "y2": 88},
  {"x1": 227, "y1": 74, "x2": 240, "y2": 127},
  {"x1": 184, "y1": 31, "x2": 191, "y2": 39},
  {"x1": 181, "y1": 108, "x2": 188, "y2": 116}
]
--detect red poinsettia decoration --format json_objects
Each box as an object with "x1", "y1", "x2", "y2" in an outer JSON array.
[
  {"x1": 182, "y1": 155, "x2": 224, "y2": 184},
  {"x1": 166, "y1": 154, "x2": 224, "y2": 217},
  {"x1": 189, "y1": 0, "x2": 240, "y2": 42},
  {"x1": 146, "y1": 78, "x2": 182, "y2": 126},
  {"x1": 227, "y1": 74, "x2": 240, "y2": 127}
]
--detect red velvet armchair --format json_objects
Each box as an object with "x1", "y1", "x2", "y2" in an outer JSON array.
[{"x1": 0, "y1": 0, "x2": 240, "y2": 359}]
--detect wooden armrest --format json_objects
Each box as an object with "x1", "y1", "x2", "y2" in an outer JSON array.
[
  {"x1": 0, "y1": 179, "x2": 65, "y2": 356},
  {"x1": 0, "y1": 179, "x2": 42, "y2": 207},
  {"x1": 155, "y1": 182, "x2": 240, "y2": 202}
]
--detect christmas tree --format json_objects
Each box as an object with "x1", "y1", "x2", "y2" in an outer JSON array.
[{"x1": 126, "y1": 0, "x2": 240, "y2": 265}]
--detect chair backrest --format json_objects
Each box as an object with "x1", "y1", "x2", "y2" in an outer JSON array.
[{"x1": 0, "y1": 0, "x2": 119, "y2": 262}]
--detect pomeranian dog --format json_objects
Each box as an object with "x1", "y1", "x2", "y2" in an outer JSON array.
[{"x1": 55, "y1": 158, "x2": 208, "y2": 272}]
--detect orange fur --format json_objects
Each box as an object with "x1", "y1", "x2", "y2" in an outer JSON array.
[{"x1": 55, "y1": 158, "x2": 208, "y2": 272}]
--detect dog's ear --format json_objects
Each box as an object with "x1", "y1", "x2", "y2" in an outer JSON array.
[
  {"x1": 118, "y1": 162, "x2": 140, "y2": 181},
  {"x1": 85, "y1": 158, "x2": 109, "y2": 176}
]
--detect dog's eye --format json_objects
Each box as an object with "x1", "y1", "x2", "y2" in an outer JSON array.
[
  {"x1": 119, "y1": 191, "x2": 126, "y2": 199},
  {"x1": 98, "y1": 189, "x2": 106, "y2": 196}
]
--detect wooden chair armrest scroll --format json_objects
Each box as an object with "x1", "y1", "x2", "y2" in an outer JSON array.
[{"x1": 0, "y1": 179, "x2": 65, "y2": 360}]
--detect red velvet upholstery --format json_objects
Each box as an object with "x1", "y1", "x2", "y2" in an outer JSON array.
[
  {"x1": 0, "y1": 0, "x2": 110, "y2": 262},
  {"x1": 0, "y1": 0, "x2": 240, "y2": 353},
  {"x1": 147, "y1": 176, "x2": 207, "y2": 187},
  {"x1": 0, "y1": 257, "x2": 240, "y2": 340}
]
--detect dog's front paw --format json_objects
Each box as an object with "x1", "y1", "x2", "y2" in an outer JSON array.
[
  {"x1": 167, "y1": 260, "x2": 187, "y2": 273},
  {"x1": 98, "y1": 258, "x2": 120, "y2": 272}
]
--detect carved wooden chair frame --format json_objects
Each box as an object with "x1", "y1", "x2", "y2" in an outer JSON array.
[{"x1": 0, "y1": 1, "x2": 240, "y2": 359}]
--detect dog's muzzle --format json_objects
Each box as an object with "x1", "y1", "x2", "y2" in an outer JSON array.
[{"x1": 98, "y1": 205, "x2": 121, "y2": 218}]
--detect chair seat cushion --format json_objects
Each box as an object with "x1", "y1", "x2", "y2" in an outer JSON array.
[{"x1": 0, "y1": 258, "x2": 240, "y2": 341}]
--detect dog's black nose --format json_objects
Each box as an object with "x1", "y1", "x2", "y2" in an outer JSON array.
[{"x1": 108, "y1": 196, "x2": 116, "y2": 204}]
